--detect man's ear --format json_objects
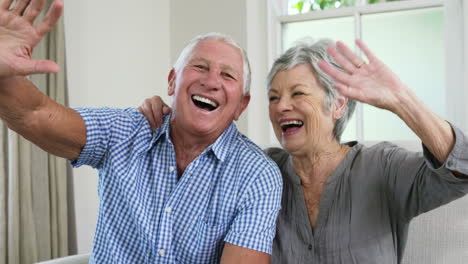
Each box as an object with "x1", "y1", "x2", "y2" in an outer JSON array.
[
  {"x1": 233, "y1": 94, "x2": 251, "y2": 121},
  {"x1": 168, "y1": 69, "x2": 176, "y2": 96},
  {"x1": 333, "y1": 95, "x2": 347, "y2": 120}
]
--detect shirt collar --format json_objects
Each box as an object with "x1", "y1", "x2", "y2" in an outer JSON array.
[
  {"x1": 150, "y1": 112, "x2": 238, "y2": 162},
  {"x1": 209, "y1": 121, "x2": 238, "y2": 162},
  {"x1": 150, "y1": 112, "x2": 172, "y2": 145}
]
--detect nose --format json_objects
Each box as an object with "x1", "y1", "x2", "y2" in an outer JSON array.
[
  {"x1": 276, "y1": 96, "x2": 293, "y2": 112},
  {"x1": 200, "y1": 69, "x2": 221, "y2": 90}
]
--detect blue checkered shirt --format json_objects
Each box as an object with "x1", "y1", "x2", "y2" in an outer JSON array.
[{"x1": 71, "y1": 107, "x2": 282, "y2": 263}]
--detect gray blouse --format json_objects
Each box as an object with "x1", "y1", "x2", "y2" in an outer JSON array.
[{"x1": 267, "y1": 126, "x2": 468, "y2": 264}]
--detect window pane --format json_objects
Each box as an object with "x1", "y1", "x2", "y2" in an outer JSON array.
[
  {"x1": 361, "y1": 7, "x2": 444, "y2": 141},
  {"x1": 368, "y1": 0, "x2": 405, "y2": 5},
  {"x1": 282, "y1": 17, "x2": 355, "y2": 49},
  {"x1": 288, "y1": 0, "x2": 357, "y2": 14},
  {"x1": 288, "y1": 0, "x2": 406, "y2": 14},
  {"x1": 282, "y1": 17, "x2": 357, "y2": 142}
]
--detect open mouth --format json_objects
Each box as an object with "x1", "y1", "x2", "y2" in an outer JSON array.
[
  {"x1": 280, "y1": 120, "x2": 304, "y2": 132},
  {"x1": 192, "y1": 95, "x2": 219, "y2": 111}
]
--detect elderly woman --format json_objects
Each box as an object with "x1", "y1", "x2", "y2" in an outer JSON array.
[{"x1": 139, "y1": 39, "x2": 468, "y2": 263}]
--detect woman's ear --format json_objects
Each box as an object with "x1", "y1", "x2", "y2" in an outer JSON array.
[
  {"x1": 168, "y1": 69, "x2": 176, "y2": 96},
  {"x1": 333, "y1": 95, "x2": 348, "y2": 120}
]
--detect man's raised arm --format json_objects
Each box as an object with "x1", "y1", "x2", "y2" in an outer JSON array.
[{"x1": 0, "y1": 0, "x2": 86, "y2": 159}]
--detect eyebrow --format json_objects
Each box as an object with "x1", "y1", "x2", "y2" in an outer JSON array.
[
  {"x1": 269, "y1": 83, "x2": 304, "y2": 94},
  {"x1": 190, "y1": 56, "x2": 241, "y2": 77},
  {"x1": 190, "y1": 57, "x2": 209, "y2": 65}
]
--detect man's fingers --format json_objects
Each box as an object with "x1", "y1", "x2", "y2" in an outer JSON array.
[
  {"x1": 34, "y1": 0, "x2": 62, "y2": 37},
  {"x1": 15, "y1": 58, "x2": 59, "y2": 75},
  {"x1": 11, "y1": 0, "x2": 30, "y2": 15},
  {"x1": 32, "y1": 59, "x2": 59, "y2": 74},
  {"x1": 23, "y1": 0, "x2": 45, "y2": 23},
  {"x1": 0, "y1": 0, "x2": 14, "y2": 10}
]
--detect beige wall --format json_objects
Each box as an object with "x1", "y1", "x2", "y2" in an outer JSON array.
[
  {"x1": 64, "y1": 0, "x2": 171, "y2": 253},
  {"x1": 169, "y1": 0, "x2": 249, "y2": 133},
  {"x1": 170, "y1": 0, "x2": 247, "y2": 60}
]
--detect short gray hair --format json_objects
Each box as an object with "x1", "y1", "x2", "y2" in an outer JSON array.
[
  {"x1": 267, "y1": 38, "x2": 356, "y2": 142},
  {"x1": 173, "y1": 32, "x2": 251, "y2": 95}
]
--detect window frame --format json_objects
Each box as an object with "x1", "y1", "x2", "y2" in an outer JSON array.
[{"x1": 267, "y1": 0, "x2": 446, "y2": 144}]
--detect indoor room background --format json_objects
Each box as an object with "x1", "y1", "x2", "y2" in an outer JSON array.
[{"x1": 2, "y1": 0, "x2": 467, "y2": 263}]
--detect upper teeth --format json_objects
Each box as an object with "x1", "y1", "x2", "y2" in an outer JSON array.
[
  {"x1": 280, "y1": 120, "x2": 303, "y2": 127},
  {"x1": 193, "y1": 95, "x2": 218, "y2": 108}
]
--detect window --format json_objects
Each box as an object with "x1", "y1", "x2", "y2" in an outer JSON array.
[
  {"x1": 289, "y1": 0, "x2": 359, "y2": 14},
  {"x1": 273, "y1": 0, "x2": 446, "y2": 143},
  {"x1": 288, "y1": 0, "x2": 407, "y2": 14}
]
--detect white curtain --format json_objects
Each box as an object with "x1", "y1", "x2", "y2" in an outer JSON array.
[
  {"x1": 0, "y1": 5, "x2": 70, "y2": 264},
  {"x1": 0, "y1": 125, "x2": 7, "y2": 263},
  {"x1": 401, "y1": 1, "x2": 468, "y2": 263}
]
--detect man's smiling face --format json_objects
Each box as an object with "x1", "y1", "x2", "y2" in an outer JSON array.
[{"x1": 168, "y1": 39, "x2": 250, "y2": 139}]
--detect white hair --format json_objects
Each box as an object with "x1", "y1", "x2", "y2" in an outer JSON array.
[
  {"x1": 173, "y1": 32, "x2": 251, "y2": 95},
  {"x1": 267, "y1": 38, "x2": 357, "y2": 142}
]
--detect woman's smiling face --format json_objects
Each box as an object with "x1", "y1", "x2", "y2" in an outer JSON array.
[{"x1": 268, "y1": 64, "x2": 337, "y2": 154}]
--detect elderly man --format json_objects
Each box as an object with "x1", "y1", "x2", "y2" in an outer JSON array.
[{"x1": 0, "y1": 0, "x2": 282, "y2": 263}]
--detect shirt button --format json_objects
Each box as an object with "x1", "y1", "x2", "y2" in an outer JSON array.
[
  {"x1": 308, "y1": 244, "x2": 313, "y2": 250},
  {"x1": 165, "y1": 207, "x2": 172, "y2": 213},
  {"x1": 169, "y1": 166, "x2": 175, "y2": 172},
  {"x1": 158, "y1": 249, "x2": 166, "y2": 256}
]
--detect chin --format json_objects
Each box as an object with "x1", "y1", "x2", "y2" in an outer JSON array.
[
  {"x1": 281, "y1": 141, "x2": 302, "y2": 153},
  {"x1": 191, "y1": 124, "x2": 216, "y2": 134},
  {"x1": 192, "y1": 120, "x2": 228, "y2": 135}
]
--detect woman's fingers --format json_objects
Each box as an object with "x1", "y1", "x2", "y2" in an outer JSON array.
[
  {"x1": 318, "y1": 58, "x2": 361, "y2": 100},
  {"x1": 162, "y1": 105, "x2": 171, "y2": 115},
  {"x1": 356, "y1": 39, "x2": 377, "y2": 64},
  {"x1": 333, "y1": 82, "x2": 362, "y2": 102},
  {"x1": 150, "y1": 98, "x2": 164, "y2": 129},
  {"x1": 336, "y1": 41, "x2": 366, "y2": 68},
  {"x1": 23, "y1": 0, "x2": 45, "y2": 23},
  {"x1": 139, "y1": 100, "x2": 158, "y2": 130},
  {"x1": 326, "y1": 45, "x2": 356, "y2": 74},
  {"x1": 34, "y1": 0, "x2": 62, "y2": 37},
  {"x1": 318, "y1": 60, "x2": 350, "y2": 84},
  {"x1": 139, "y1": 96, "x2": 171, "y2": 130}
]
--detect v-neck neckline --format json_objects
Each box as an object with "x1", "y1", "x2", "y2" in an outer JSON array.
[{"x1": 286, "y1": 142, "x2": 361, "y2": 240}]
